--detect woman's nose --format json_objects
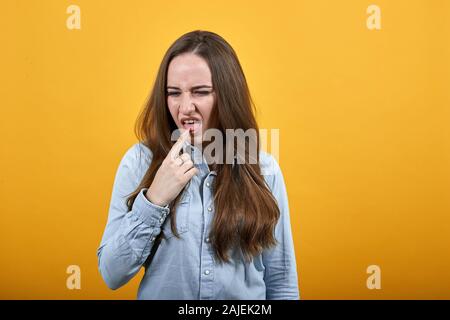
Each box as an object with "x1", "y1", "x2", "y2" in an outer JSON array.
[{"x1": 179, "y1": 94, "x2": 196, "y2": 113}]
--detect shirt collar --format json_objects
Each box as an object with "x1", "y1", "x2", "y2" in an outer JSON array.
[{"x1": 182, "y1": 142, "x2": 217, "y2": 176}]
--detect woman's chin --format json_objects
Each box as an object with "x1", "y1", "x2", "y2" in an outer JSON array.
[{"x1": 191, "y1": 130, "x2": 203, "y2": 144}]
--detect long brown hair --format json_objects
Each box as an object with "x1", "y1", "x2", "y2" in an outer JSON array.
[{"x1": 126, "y1": 30, "x2": 280, "y2": 264}]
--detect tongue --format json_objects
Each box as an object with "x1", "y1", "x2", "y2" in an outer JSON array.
[
  {"x1": 185, "y1": 123, "x2": 195, "y2": 129},
  {"x1": 183, "y1": 121, "x2": 200, "y2": 132}
]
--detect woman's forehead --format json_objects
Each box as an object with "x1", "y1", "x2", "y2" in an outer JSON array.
[{"x1": 167, "y1": 54, "x2": 212, "y2": 86}]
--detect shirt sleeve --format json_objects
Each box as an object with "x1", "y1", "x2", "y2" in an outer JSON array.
[
  {"x1": 96, "y1": 144, "x2": 170, "y2": 290},
  {"x1": 262, "y1": 155, "x2": 300, "y2": 300}
]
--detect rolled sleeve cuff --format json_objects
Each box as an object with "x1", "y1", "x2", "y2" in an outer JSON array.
[{"x1": 131, "y1": 188, "x2": 170, "y2": 227}]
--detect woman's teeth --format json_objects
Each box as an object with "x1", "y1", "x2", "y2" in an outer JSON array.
[{"x1": 182, "y1": 120, "x2": 201, "y2": 132}]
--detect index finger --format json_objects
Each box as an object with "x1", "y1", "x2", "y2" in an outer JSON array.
[{"x1": 169, "y1": 129, "x2": 191, "y2": 160}]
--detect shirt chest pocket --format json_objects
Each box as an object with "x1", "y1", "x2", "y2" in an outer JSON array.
[{"x1": 160, "y1": 192, "x2": 190, "y2": 240}]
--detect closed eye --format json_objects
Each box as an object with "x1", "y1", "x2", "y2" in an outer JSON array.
[
  {"x1": 167, "y1": 91, "x2": 211, "y2": 96},
  {"x1": 194, "y1": 91, "x2": 211, "y2": 95}
]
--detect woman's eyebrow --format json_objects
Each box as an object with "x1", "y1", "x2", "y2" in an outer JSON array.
[
  {"x1": 191, "y1": 85, "x2": 213, "y2": 90},
  {"x1": 167, "y1": 85, "x2": 213, "y2": 90}
]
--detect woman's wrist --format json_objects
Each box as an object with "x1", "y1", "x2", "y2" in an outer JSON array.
[{"x1": 145, "y1": 189, "x2": 168, "y2": 207}]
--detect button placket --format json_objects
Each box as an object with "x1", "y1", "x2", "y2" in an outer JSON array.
[{"x1": 198, "y1": 170, "x2": 216, "y2": 299}]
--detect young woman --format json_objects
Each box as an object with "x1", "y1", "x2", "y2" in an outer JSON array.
[{"x1": 97, "y1": 30, "x2": 299, "y2": 300}]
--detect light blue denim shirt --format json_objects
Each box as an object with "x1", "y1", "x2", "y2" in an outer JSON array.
[{"x1": 97, "y1": 142, "x2": 299, "y2": 300}]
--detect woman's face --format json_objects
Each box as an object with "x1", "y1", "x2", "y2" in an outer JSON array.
[{"x1": 166, "y1": 53, "x2": 215, "y2": 143}]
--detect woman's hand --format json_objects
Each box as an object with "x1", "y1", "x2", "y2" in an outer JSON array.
[{"x1": 145, "y1": 129, "x2": 198, "y2": 207}]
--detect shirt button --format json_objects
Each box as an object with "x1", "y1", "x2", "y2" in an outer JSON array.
[
  {"x1": 206, "y1": 182, "x2": 210, "y2": 187},
  {"x1": 205, "y1": 237, "x2": 210, "y2": 243},
  {"x1": 159, "y1": 217, "x2": 164, "y2": 223},
  {"x1": 151, "y1": 236, "x2": 156, "y2": 242},
  {"x1": 204, "y1": 270, "x2": 210, "y2": 275},
  {"x1": 207, "y1": 207, "x2": 212, "y2": 212}
]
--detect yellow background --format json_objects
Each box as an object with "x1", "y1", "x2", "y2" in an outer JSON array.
[{"x1": 1, "y1": 0, "x2": 449, "y2": 299}]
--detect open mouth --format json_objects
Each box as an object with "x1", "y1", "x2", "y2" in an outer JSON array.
[{"x1": 181, "y1": 119, "x2": 201, "y2": 133}]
